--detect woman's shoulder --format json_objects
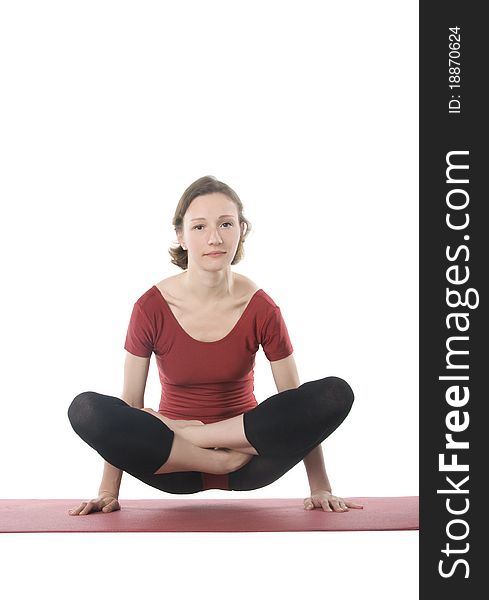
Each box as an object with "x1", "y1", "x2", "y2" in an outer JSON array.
[
  {"x1": 129, "y1": 277, "x2": 179, "y2": 315},
  {"x1": 154, "y1": 274, "x2": 182, "y2": 301},
  {"x1": 235, "y1": 273, "x2": 261, "y2": 298},
  {"x1": 234, "y1": 277, "x2": 281, "y2": 313}
]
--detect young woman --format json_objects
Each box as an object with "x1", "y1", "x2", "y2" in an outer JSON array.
[{"x1": 67, "y1": 175, "x2": 362, "y2": 516}]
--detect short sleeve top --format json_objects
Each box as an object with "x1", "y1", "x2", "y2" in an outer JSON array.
[{"x1": 124, "y1": 286, "x2": 294, "y2": 423}]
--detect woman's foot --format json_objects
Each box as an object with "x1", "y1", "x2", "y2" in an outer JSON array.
[
  {"x1": 224, "y1": 448, "x2": 254, "y2": 472},
  {"x1": 139, "y1": 408, "x2": 204, "y2": 432},
  {"x1": 140, "y1": 408, "x2": 257, "y2": 459}
]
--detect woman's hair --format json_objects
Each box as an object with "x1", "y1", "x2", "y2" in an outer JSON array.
[{"x1": 169, "y1": 175, "x2": 252, "y2": 270}]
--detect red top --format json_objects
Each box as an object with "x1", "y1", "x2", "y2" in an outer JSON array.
[{"x1": 124, "y1": 285, "x2": 294, "y2": 424}]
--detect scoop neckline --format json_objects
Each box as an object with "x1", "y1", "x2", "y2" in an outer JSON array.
[{"x1": 151, "y1": 285, "x2": 263, "y2": 344}]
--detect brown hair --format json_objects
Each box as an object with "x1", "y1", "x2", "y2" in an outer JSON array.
[{"x1": 168, "y1": 175, "x2": 252, "y2": 270}]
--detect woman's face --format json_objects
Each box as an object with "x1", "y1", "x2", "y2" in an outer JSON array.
[{"x1": 179, "y1": 192, "x2": 244, "y2": 270}]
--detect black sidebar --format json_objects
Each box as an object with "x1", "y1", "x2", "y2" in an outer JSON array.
[{"x1": 420, "y1": 1, "x2": 486, "y2": 597}]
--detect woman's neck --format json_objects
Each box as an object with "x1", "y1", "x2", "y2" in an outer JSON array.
[{"x1": 181, "y1": 268, "x2": 236, "y2": 303}]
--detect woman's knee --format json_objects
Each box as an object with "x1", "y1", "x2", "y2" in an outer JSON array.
[
  {"x1": 321, "y1": 376, "x2": 355, "y2": 421},
  {"x1": 329, "y1": 376, "x2": 354, "y2": 402},
  {"x1": 67, "y1": 391, "x2": 105, "y2": 438}
]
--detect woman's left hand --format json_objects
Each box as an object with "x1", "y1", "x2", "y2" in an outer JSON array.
[{"x1": 303, "y1": 490, "x2": 364, "y2": 512}]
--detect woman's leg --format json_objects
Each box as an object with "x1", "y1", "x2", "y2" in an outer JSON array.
[
  {"x1": 124, "y1": 468, "x2": 204, "y2": 495},
  {"x1": 228, "y1": 376, "x2": 355, "y2": 491},
  {"x1": 67, "y1": 391, "x2": 244, "y2": 493},
  {"x1": 243, "y1": 376, "x2": 354, "y2": 456},
  {"x1": 181, "y1": 376, "x2": 354, "y2": 457},
  {"x1": 229, "y1": 445, "x2": 318, "y2": 492}
]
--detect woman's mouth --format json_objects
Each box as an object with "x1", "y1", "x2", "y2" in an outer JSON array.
[{"x1": 205, "y1": 251, "x2": 226, "y2": 257}]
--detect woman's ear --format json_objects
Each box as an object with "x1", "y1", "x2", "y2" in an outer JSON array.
[{"x1": 176, "y1": 229, "x2": 186, "y2": 250}]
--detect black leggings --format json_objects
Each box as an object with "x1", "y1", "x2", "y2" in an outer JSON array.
[{"x1": 67, "y1": 376, "x2": 354, "y2": 494}]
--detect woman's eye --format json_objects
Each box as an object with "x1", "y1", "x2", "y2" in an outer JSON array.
[{"x1": 193, "y1": 222, "x2": 233, "y2": 230}]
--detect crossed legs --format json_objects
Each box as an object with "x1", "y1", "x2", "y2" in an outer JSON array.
[
  {"x1": 151, "y1": 430, "x2": 254, "y2": 475},
  {"x1": 147, "y1": 410, "x2": 260, "y2": 457},
  {"x1": 176, "y1": 376, "x2": 355, "y2": 457},
  {"x1": 67, "y1": 376, "x2": 354, "y2": 493}
]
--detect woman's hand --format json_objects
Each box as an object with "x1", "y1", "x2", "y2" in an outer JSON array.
[
  {"x1": 303, "y1": 489, "x2": 364, "y2": 512},
  {"x1": 68, "y1": 493, "x2": 120, "y2": 516}
]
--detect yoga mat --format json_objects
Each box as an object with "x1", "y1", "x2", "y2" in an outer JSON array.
[{"x1": 0, "y1": 496, "x2": 418, "y2": 533}]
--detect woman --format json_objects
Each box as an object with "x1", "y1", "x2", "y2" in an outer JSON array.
[{"x1": 67, "y1": 175, "x2": 362, "y2": 516}]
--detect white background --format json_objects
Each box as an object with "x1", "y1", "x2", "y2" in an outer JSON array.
[{"x1": 0, "y1": 1, "x2": 418, "y2": 598}]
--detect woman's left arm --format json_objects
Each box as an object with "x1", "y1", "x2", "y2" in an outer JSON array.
[
  {"x1": 270, "y1": 355, "x2": 363, "y2": 512},
  {"x1": 269, "y1": 354, "x2": 332, "y2": 492}
]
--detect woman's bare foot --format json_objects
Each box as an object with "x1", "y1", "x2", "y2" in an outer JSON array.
[
  {"x1": 139, "y1": 409, "x2": 256, "y2": 466},
  {"x1": 221, "y1": 448, "x2": 254, "y2": 472},
  {"x1": 139, "y1": 408, "x2": 204, "y2": 432}
]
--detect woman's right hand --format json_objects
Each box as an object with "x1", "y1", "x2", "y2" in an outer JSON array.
[{"x1": 68, "y1": 493, "x2": 120, "y2": 516}]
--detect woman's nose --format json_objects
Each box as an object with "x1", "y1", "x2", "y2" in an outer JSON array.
[{"x1": 208, "y1": 228, "x2": 223, "y2": 244}]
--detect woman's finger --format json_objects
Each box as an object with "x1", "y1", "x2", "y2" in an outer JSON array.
[
  {"x1": 79, "y1": 501, "x2": 95, "y2": 515},
  {"x1": 329, "y1": 498, "x2": 343, "y2": 512},
  {"x1": 346, "y1": 500, "x2": 364, "y2": 509},
  {"x1": 102, "y1": 499, "x2": 118, "y2": 512},
  {"x1": 320, "y1": 499, "x2": 333, "y2": 512},
  {"x1": 69, "y1": 502, "x2": 86, "y2": 516}
]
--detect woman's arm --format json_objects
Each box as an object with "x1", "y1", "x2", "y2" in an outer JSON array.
[
  {"x1": 269, "y1": 354, "x2": 332, "y2": 493},
  {"x1": 99, "y1": 461, "x2": 124, "y2": 498},
  {"x1": 98, "y1": 352, "x2": 151, "y2": 497},
  {"x1": 269, "y1": 354, "x2": 300, "y2": 391}
]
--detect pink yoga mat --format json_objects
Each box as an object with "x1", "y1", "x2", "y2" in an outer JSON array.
[{"x1": 0, "y1": 497, "x2": 418, "y2": 533}]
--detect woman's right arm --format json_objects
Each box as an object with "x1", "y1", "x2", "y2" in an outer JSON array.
[
  {"x1": 98, "y1": 351, "x2": 151, "y2": 491},
  {"x1": 99, "y1": 461, "x2": 123, "y2": 498},
  {"x1": 69, "y1": 352, "x2": 151, "y2": 515}
]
